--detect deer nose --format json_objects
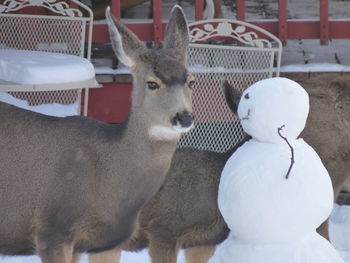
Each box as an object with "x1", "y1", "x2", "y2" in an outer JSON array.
[{"x1": 172, "y1": 112, "x2": 194, "y2": 128}]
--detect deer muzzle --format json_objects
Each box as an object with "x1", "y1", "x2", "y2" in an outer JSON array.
[{"x1": 172, "y1": 112, "x2": 194, "y2": 128}]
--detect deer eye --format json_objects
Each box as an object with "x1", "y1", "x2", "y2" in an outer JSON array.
[
  {"x1": 188, "y1": 80, "x2": 195, "y2": 89},
  {"x1": 147, "y1": 81, "x2": 160, "y2": 90}
]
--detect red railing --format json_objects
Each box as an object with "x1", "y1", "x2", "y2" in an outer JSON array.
[{"x1": 92, "y1": 0, "x2": 350, "y2": 44}]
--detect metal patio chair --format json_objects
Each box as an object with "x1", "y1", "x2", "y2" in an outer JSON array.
[
  {"x1": 177, "y1": 19, "x2": 282, "y2": 152},
  {"x1": 0, "y1": 0, "x2": 96, "y2": 116}
]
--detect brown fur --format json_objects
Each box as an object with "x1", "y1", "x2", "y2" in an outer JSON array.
[
  {"x1": 300, "y1": 74, "x2": 350, "y2": 239},
  {"x1": 301, "y1": 74, "x2": 350, "y2": 197},
  {"x1": 185, "y1": 245, "x2": 216, "y2": 263},
  {"x1": 0, "y1": 6, "x2": 193, "y2": 263},
  {"x1": 89, "y1": 74, "x2": 350, "y2": 263}
]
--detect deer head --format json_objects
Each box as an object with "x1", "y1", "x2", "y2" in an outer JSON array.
[{"x1": 106, "y1": 6, "x2": 194, "y2": 141}]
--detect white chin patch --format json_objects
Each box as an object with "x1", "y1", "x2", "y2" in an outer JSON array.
[{"x1": 149, "y1": 124, "x2": 193, "y2": 140}]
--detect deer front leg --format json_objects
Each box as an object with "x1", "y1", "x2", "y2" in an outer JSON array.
[
  {"x1": 317, "y1": 221, "x2": 329, "y2": 240},
  {"x1": 185, "y1": 245, "x2": 216, "y2": 263},
  {"x1": 88, "y1": 249, "x2": 122, "y2": 263},
  {"x1": 148, "y1": 235, "x2": 179, "y2": 263},
  {"x1": 317, "y1": 175, "x2": 349, "y2": 241},
  {"x1": 213, "y1": 0, "x2": 223, "y2": 18},
  {"x1": 37, "y1": 242, "x2": 74, "y2": 263},
  {"x1": 71, "y1": 253, "x2": 82, "y2": 263}
]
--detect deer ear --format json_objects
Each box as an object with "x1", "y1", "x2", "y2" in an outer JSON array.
[
  {"x1": 222, "y1": 80, "x2": 243, "y2": 115},
  {"x1": 163, "y1": 5, "x2": 189, "y2": 65},
  {"x1": 105, "y1": 7, "x2": 146, "y2": 68}
]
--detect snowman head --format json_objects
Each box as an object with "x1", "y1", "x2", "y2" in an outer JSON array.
[{"x1": 238, "y1": 77, "x2": 309, "y2": 144}]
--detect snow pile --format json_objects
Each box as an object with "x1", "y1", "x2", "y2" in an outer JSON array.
[
  {"x1": 0, "y1": 49, "x2": 95, "y2": 85},
  {"x1": 281, "y1": 63, "x2": 350, "y2": 73},
  {"x1": 330, "y1": 204, "x2": 350, "y2": 251},
  {"x1": 0, "y1": 92, "x2": 78, "y2": 117},
  {"x1": 210, "y1": 77, "x2": 344, "y2": 263}
]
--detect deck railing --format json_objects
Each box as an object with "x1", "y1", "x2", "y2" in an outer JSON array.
[{"x1": 92, "y1": 0, "x2": 350, "y2": 45}]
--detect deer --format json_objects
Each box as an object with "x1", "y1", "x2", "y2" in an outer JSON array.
[
  {"x1": 87, "y1": 74, "x2": 350, "y2": 263},
  {"x1": 86, "y1": 81, "x2": 244, "y2": 263},
  {"x1": 0, "y1": 5, "x2": 194, "y2": 263}
]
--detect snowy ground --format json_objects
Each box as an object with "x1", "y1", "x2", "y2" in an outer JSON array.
[{"x1": 0, "y1": 250, "x2": 187, "y2": 263}]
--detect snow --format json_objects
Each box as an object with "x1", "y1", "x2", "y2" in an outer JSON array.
[
  {"x1": 0, "y1": 249, "x2": 187, "y2": 263},
  {"x1": 210, "y1": 232, "x2": 343, "y2": 263},
  {"x1": 330, "y1": 204, "x2": 350, "y2": 251},
  {"x1": 280, "y1": 63, "x2": 350, "y2": 73},
  {"x1": 94, "y1": 63, "x2": 350, "y2": 77},
  {"x1": 0, "y1": 92, "x2": 78, "y2": 117},
  {"x1": 94, "y1": 67, "x2": 131, "y2": 75},
  {"x1": 0, "y1": 49, "x2": 95, "y2": 85},
  {"x1": 238, "y1": 77, "x2": 309, "y2": 144},
  {"x1": 218, "y1": 139, "x2": 333, "y2": 243}
]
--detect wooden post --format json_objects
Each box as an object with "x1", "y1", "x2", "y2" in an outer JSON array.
[
  {"x1": 278, "y1": 0, "x2": 288, "y2": 44},
  {"x1": 153, "y1": 0, "x2": 162, "y2": 42},
  {"x1": 320, "y1": 0, "x2": 329, "y2": 45},
  {"x1": 195, "y1": 0, "x2": 204, "y2": 21},
  {"x1": 111, "y1": 0, "x2": 121, "y2": 19},
  {"x1": 236, "y1": 0, "x2": 245, "y2": 21}
]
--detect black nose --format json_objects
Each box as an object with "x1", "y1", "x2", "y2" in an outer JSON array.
[{"x1": 172, "y1": 112, "x2": 194, "y2": 128}]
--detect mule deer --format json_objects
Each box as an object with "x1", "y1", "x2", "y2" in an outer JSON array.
[
  {"x1": 0, "y1": 6, "x2": 193, "y2": 263},
  {"x1": 88, "y1": 74, "x2": 350, "y2": 263},
  {"x1": 87, "y1": 81, "x2": 246, "y2": 263}
]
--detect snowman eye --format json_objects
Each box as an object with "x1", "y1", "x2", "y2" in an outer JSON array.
[{"x1": 244, "y1": 93, "x2": 250, "y2": 99}]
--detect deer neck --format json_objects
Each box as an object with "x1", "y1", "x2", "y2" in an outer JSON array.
[{"x1": 108, "y1": 110, "x2": 178, "y2": 201}]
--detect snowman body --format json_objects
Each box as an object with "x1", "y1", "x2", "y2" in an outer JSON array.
[{"x1": 209, "y1": 78, "x2": 344, "y2": 263}]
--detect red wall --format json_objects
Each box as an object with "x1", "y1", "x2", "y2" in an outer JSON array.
[{"x1": 87, "y1": 83, "x2": 132, "y2": 123}]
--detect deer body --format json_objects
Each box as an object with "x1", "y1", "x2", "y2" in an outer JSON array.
[{"x1": 0, "y1": 6, "x2": 193, "y2": 263}]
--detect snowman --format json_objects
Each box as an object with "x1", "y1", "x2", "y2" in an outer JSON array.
[{"x1": 208, "y1": 77, "x2": 344, "y2": 263}]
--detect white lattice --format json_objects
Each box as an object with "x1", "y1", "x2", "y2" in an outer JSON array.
[
  {"x1": 177, "y1": 19, "x2": 282, "y2": 152},
  {"x1": 0, "y1": 0, "x2": 93, "y2": 115}
]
